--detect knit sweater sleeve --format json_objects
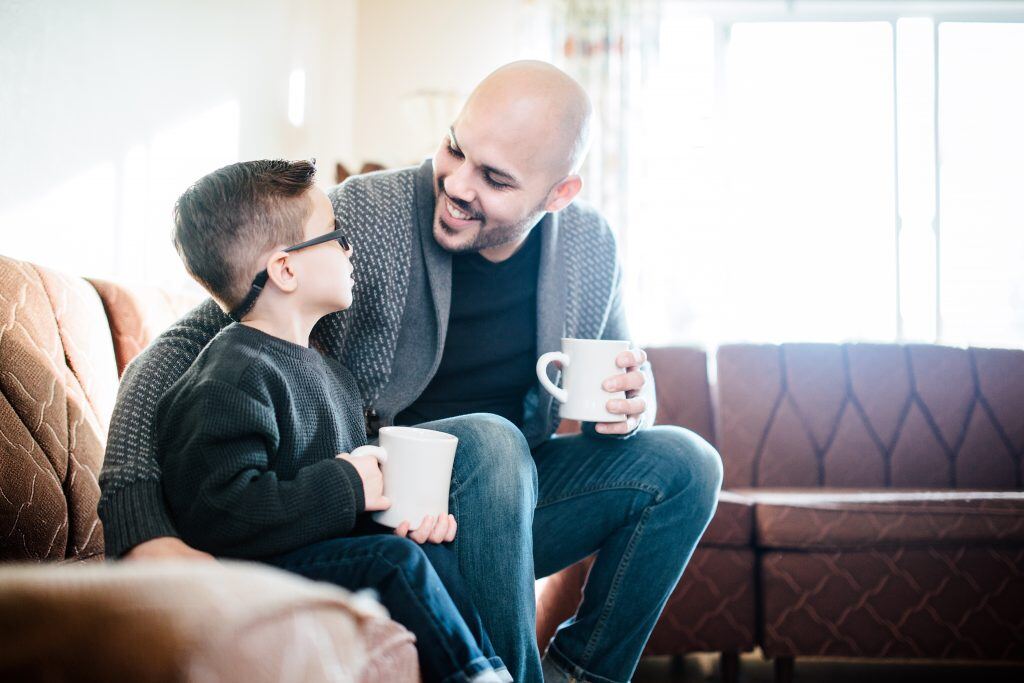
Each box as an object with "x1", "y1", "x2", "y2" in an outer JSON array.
[
  {"x1": 98, "y1": 298, "x2": 230, "y2": 558},
  {"x1": 159, "y1": 380, "x2": 365, "y2": 559}
]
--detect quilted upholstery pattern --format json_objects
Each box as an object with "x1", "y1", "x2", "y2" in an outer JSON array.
[
  {"x1": 742, "y1": 488, "x2": 1024, "y2": 549},
  {"x1": 702, "y1": 490, "x2": 753, "y2": 547},
  {"x1": 1, "y1": 256, "x2": 118, "y2": 561},
  {"x1": 643, "y1": 547, "x2": 756, "y2": 655},
  {"x1": 718, "y1": 343, "x2": 1024, "y2": 664},
  {"x1": 761, "y1": 547, "x2": 1024, "y2": 660},
  {"x1": 717, "y1": 343, "x2": 1024, "y2": 490}
]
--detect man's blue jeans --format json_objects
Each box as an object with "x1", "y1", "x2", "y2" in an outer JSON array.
[{"x1": 419, "y1": 414, "x2": 723, "y2": 683}]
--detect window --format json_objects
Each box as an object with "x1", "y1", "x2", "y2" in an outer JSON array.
[{"x1": 622, "y1": 1, "x2": 1024, "y2": 350}]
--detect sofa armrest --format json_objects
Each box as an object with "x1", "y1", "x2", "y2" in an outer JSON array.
[{"x1": 0, "y1": 560, "x2": 419, "y2": 683}]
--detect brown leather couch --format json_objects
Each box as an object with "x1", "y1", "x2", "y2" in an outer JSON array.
[
  {"x1": 536, "y1": 343, "x2": 1024, "y2": 681},
  {"x1": 0, "y1": 254, "x2": 420, "y2": 681}
]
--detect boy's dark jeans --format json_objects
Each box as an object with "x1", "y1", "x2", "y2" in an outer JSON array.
[{"x1": 264, "y1": 517, "x2": 505, "y2": 683}]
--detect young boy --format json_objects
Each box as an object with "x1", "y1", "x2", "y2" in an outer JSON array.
[{"x1": 155, "y1": 159, "x2": 510, "y2": 683}]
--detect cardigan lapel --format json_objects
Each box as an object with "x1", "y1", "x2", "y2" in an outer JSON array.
[
  {"x1": 415, "y1": 160, "x2": 453, "y2": 361},
  {"x1": 535, "y1": 211, "x2": 567, "y2": 426}
]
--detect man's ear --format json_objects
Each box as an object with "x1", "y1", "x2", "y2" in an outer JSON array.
[
  {"x1": 544, "y1": 175, "x2": 583, "y2": 213},
  {"x1": 265, "y1": 251, "x2": 299, "y2": 293}
]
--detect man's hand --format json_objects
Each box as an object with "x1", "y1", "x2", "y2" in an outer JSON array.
[
  {"x1": 123, "y1": 536, "x2": 216, "y2": 562},
  {"x1": 337, "y1": 452, "x2": 391, "y2": 512},
  {"x1": 596, "y1": 348, "x2": 648, "y2": 435},
  {"x1": 394, "y1": 514, "x2": 457, "y2": 544}
]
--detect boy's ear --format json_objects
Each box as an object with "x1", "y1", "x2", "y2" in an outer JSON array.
[{"x1": 265, "y1": 251, "x2": 299, "y2": 293}]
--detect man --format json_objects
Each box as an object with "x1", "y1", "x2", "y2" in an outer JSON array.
[{"x1": 99, "y1": 61, "x2": 722, "y2": 683}]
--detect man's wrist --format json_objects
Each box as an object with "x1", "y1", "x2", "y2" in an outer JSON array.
[{"x1": 98, "y1": 480, "x2": 179, "y2": 558}]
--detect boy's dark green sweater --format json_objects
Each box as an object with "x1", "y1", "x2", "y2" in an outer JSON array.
[{"x1": 155, "y1": 323, "x2": 367, "y2": 559}]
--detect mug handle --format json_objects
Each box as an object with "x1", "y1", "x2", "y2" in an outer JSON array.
[
  {"x1": 536, "y1": 351, "x2": 570, "y2": 404},
  {"x1": 349, "y1": 444, "x2": 388, "y2": 464}
]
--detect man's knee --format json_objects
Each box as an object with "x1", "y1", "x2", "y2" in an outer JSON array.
[
  {"x1": 441, "y1": 413, "x2": 538, "y2": 510},
  {"x1": 634, "y1": 426, "x2": 723, "y2": 508}
]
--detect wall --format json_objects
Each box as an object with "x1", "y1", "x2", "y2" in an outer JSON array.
[
  {"x1": 0, "y1": 0, "x2": 357, "y2": 287},
  {"x1": 0, "y1": 0, "x2": 550, "y2": 287},
  {"x1": 352, "y1": 0, "x2": 553, "y2": 168}
]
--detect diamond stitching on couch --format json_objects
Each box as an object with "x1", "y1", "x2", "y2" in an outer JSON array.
[{"x1": 740, "y1": 344, "x2": 1024, "y2": 489}]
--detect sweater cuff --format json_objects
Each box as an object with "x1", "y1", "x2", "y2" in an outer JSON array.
[
  {"x1": 98, "y1": 480, "x2": 179, "y2": 559},
  {"x1": 333, "y1": 458, "x2": 366, "y2": 515}
]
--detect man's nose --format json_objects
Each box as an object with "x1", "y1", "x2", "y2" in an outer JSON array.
[{"x1": 443, "y1": 161, "x2": 476, "y2": 205}]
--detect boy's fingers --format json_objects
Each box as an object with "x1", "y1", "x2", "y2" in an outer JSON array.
[
  {"x1": 394, "y1": 521, "x2": 410, "y2": 537},
  {"x1": 410, "y1": 515, "x2": 433, "y2": 543},
  {"x1": 444, "y1": 515, "x2": 457, "y2": 542},
  {"x1": 428, "y1": 515, "x2": 448, "y2": 544}
]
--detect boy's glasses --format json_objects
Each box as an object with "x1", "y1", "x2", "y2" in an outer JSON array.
[{"x1": 229, "y1": 219, "x2": 352, "y2": 322}]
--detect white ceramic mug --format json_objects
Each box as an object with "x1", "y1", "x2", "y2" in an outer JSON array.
[
  {"x1": 351, "y1": 426, "x2": 458, "y2": 530},
  {"x1": 535, "y1": 338, "x2": 630, "y2": 423}
]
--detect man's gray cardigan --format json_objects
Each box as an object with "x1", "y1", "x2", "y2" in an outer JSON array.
[{"x1": 98, "y1": 159, "x2": 656, "y2": 558}]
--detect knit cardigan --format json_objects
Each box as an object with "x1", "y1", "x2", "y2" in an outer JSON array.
[{"x1": 98, "y1": 158, "x2": 655, "y2": 557}]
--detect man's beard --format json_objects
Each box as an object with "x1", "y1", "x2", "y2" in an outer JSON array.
[{"x1": 435, "y1": 177, "x2": 546, "y2": 254}]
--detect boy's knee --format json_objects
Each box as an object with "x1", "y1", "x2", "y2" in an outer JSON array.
[{"x1": 376, "y1": 535, "x2": 428, "y2": 567}]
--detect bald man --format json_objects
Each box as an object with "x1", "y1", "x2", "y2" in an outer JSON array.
[{"x1": 99, "y1": 62, "x2": 723, "y2": 683}]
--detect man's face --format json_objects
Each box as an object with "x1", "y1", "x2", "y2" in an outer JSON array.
[{"x1": 431, "y1": 118, "x2": 557, "y2": 255}]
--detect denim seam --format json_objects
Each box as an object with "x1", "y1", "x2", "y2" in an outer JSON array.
[
  {"x1": 274, "y1": 552, "x2": 466, "y2": 672},
  {"x1": 547, "y1": 640, "x2": 623, "y2": 683},
  {"x1": 441, "y1": 655, "x2": 495, "y2": 683},
  {"x1": 580, "y1": 502, "x2": 654, "y2": 671},
  {"x1": 449, "y1": 470, "x2": 466, "y2": 576},
  {"x1": 536, "y1": 480, "x2": 663, "y2": 509}
]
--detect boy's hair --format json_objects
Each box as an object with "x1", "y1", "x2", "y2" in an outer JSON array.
[{"x1": 172, "y1": 159, "x2": 318, "y2": 311}]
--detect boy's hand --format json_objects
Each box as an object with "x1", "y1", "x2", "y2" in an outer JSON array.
[
  {"x1": 336, "y1": 451, "x2": 391, "y2": 512},
  {"x1": 395, "y1": 514, "x2": 457, "y2": 544},
  {"x1": 123, "y1": 536, "x2": 216, "y2": 562}
]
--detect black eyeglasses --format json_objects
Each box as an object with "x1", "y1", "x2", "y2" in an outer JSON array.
[{"x1": 229, "y1": 218, "x2": 352, "y2": 321}]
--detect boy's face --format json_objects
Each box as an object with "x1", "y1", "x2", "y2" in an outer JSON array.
[{"x1": 291, "y1": 187, "x2": 355, "y2": 314}]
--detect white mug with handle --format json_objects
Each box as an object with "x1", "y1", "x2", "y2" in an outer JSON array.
[
  {"x1": 536, "y1": 338, "x2": 631, "y2": 423},
  {"x1": 353, "y1": 426, "x2": 458, "y2": 531}
]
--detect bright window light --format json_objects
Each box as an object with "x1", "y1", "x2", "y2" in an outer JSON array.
[
  {"x1": 895, "y1": 17, "x2": 937, "y2": 341},
  {"x1": 938, "y1": 23, "x2": 1024, "y2": 348},
  {"x1": 622, "y1": 5, "x2": 1024, "y2": 351},
  {"x1": 629, "y1": 17, "x2": 897, "y2": 347}
]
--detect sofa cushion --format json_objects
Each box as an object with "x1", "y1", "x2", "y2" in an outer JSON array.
[
  {"x1": 717, "y1": 343, "x2": 1024, "y2": 490},
  {"x1": 738, "y1": 488, "x2": 1024, "y2": 549},
  {"x1": 87, "y1": 279, "x2": 201, "y2": 377},
  {"x1": 760, "y1": 546, "x2": 1024, "y2": 660},
  {"x1": 646, "y1": 346, "x2": 715, "y2": 445},
  {"x1": 1, "y1": 256, "x2": 118, "y2": 561},
  {"x1": 701, "y1": 490, "x2": 753, "y2": 546}
]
